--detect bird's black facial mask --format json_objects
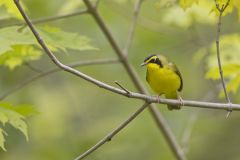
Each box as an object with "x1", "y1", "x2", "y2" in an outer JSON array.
[
  {"x1": 144, "y1": 54, "x2": 156, "y2": 63},
  {"x1": 147, "y1": 56, "x2": 163, "y2": 68},
  {"x1": 154, "y1": 58, "x2": 163, "y2": 68},
  {"x1": 141, "y1": 54, "x2": 163, "y2": 67}
]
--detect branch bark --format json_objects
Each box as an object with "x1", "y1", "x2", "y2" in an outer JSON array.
[
  {"x1": 123, "y1": 0, "x2": 143, "y2": 56},
  {"x1": 74, "y1": 102, "x2": 150, "y2": 160},
  {"x1": 13, "y1": 0, "x2": 240, "y2": 160},
  {"x1": 214, "y1": 0, "x2": 232, "y2": 117},
  {"x1": 82, "y1": 0, "x2": 186, "y2": 159},
  {"x1": 0, "y1": 58, "x2": 119, "y2": 100},
  {"x1": 1, "y1": 9, "x2": 88, "y2": 28}
]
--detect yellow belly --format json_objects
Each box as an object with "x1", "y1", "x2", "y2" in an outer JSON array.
[{"x1": 146, "y1": 64, "x2": 181, "y2": 95}]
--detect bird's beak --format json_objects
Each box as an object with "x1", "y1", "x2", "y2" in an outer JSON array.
[{"x1": 140, "y1": 62, "x2": 147, "y2": 67}]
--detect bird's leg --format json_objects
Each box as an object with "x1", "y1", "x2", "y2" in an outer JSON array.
[
  {"x1": 155, "y1": 95, "x2": 161, "y2": 103},
  {"x1": 177, "y1": 93, "x2": 184, "y2": 106}
]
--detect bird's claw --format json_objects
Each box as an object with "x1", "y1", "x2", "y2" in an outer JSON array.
[
  {"x1": 155, "y1": 95, "x2": 161, "y2": 103},
  {"x1": 178, "y1": 95, "x2": 184, "y2": 106}
]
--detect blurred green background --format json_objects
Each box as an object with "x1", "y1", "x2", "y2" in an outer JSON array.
[{"x1": 1, "y1": 0, "x2": 240, "y2": 159}]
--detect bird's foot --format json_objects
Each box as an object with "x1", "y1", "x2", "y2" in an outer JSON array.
[
  {"x1": 155, "y1": 95, "x2": 161, "y2": 103},
  {"x1": 178, "y1": 95, "x2": 184, "y2": 106}
]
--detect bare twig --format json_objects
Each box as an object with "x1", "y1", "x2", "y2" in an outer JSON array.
[
  {"x1": 181, "y1": 90, "x2": 217, "y2": 154},
  {"x1": 74, "y1": 102, "x2": 150, "y2": 160},
  {"x1": 181, "y1": 111, "x2": 198, "y2": 154},
  {"x1": 1, "y1": 9, "x2": 88, "y2": 28},
  {"x1": 82, "y1": 0, "x2": 186, "y2": 159},
  {"x1": 214, "y1": 0, "x2": 232, "y2": 117},
  {"x1": 123, "y1": 0, "x2": 143, "y2": 56},
  {"x1": 0, "y1": 58, "x2": 119, "y2": 100},
  {"x1": 13, "y1": 1, "x2": 240, "y2": 160},
  {"x1": 215, "y1": 0, "x2": 230, "y2": 12},
  {"x1": 114, "y1": 81, "x2": 131, "y2": 95}
]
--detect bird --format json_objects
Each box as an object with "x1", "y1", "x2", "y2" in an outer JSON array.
[{"x1": 141, "y1": 54, "x2": 183, "y2": 110}]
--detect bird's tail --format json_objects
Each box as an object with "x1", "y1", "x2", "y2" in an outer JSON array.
[{"x1": 165, "y1": 92, "x2": 181, "y2": 110}]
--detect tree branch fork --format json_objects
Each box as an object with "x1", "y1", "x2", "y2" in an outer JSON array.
[
  {"x1": 11, "y1": 0, "x2": 238, "y2": 160},
  {"x1": 12, "y1": 0, "x2": 240, "y2": 112}
]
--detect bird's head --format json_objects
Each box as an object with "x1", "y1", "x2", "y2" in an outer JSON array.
[{"x1": 141, "y1": 54, "x2": 163, "y2": 67}]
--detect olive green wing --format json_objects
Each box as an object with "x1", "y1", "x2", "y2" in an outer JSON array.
[
  {"x1": 146, "y1": 69, "x2": 150, "y2": 83},
  {"x1": 168, "y1": 62, "x2": 183, "y2": 92},
  {"x1": 157, "y1": 54, "x2": 169, "y2": 65}
]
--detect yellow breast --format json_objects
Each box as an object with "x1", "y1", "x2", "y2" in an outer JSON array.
[{"x1": 146, "y1": 63, "x2": 181, "y2": 95}]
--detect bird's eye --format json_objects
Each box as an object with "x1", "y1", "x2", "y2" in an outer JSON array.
[{"x1": 149, "y1": 58, "x2": 156, "y2": 63}]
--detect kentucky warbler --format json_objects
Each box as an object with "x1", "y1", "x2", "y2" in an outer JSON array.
[{"x1": 141, "y1": 54, "x2": 183, "y2": 110}]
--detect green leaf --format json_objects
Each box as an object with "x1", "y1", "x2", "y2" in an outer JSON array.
[
  {"x1": 58, "y1": 0, "x2": 84, "y2": 14},
  {"x1": 38, "y1": 26, "x2": 97, "y2": 52},
  {"x1": 0, "y1": 102, "x2": 37, "y2": 150},
  {"x1": 206, "y1": 64, "x2": 240, "y2": 80},
  {"x1": 206, "y1": 34, "x2": 240, "y2": 69},
  {"x1": 0, "y1": 128, "x2": 7, "y2": 151},
  {"x1": 0, "y1": 0, "x2": 25, "y2": 19},
  {"x1": 9, "y1": 116, "x2": 28, "y2": 141},
  {"x1": 177, "y1": 0, "x2": 239, "y2": 19},
  {"x1": 210, "y1": 0, "x2": 234, "y2": 16},
  {"x1": 234, "y1": 0, "x2": 240, "y2": 19},
  {"x1": 0, "y1": 103, "x2": 29, "y2": 140},
  {"x1": 198, "y1": 34, "x2": 240, "y2": 97},
  {"x1": 219, "y1": 74, "x2": 240, "y2": 97},
  {"x1": 0, "y1": 102, "x2": 39, "y2": 117},
  {"x1": 179, "y1": 0, "x2": 199, "y2": 10},
  {"x1": 0, "y1": 45, "x2": 42, "y2": 70},
  {"x1": 0, "y1": 26, "x2": 35, "y2": 54},
  {"x1": 161, "y1": 1, "x2": 217, "y2": 28},
  {"x1": 13, "y1": 104, "x2": 39, "y2": 117},
  {"x1": 226, "y1": 74, "x2": 240, "y2": 94},
  {"x1": 0, "y1": 26, "x2": 96, "y2": 53},
  {"x1": 0, "y1": 26, "x2": 97, "y2": 69}
]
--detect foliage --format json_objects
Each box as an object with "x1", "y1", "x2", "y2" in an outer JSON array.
[
  {"x1": 207, "y1": 34, "x2": 240, "y2": 97},
  {"x1": 57, "y1": 0, "x2": 84, "y2": 14},
  {"x1": 156, "y1": 0, "x2": 240, "y2": 28},
  {"x1": 0, "y1": 0, "x2": 97, "y2": 153},
  {"x1": 0, "y1": 0, "x2": 28, "y2": 19},
  {"x1": 0, "y1": 26, "x2": 96, "y2": 69},
  {"x1": 169, "y1": 0, "x2": 240, "y2": 97},
  {"x1": 0, "y1": 45, "x2": 42, "y2": 70},
  {"x1": 38, "y1": 26, "x2": 96, "y2": 52},
  {"x1": 0, "y1": 102, "x2": 38, "y2": 151},
  {"x1": 178, "y1": 0, "x2": 240, "y2": 17},
  {"x1": 161, "y1": 1, "x2": 217, "y2": 28},
  {"x1": 194, "y1": 34, "x2": 240, "y2": 96},
  {"x1": 0, "y1": 0, "x2": 240, "y2": 159}
]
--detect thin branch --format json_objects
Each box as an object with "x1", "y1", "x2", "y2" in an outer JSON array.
[
  {"x1": 1, "y1": 9, "x2": 88, "y2": 28},
  {"x1": 215, "y1": 0, "x2": 230, "y2": 12},
  {"x1": 181, "y1": 111, "x2": 198, "y2": 154},
  {"x1": 13, "y1": 1, "x2": 240, "y2": 160},
  {"x1": 214, "y1": 0, "x2": 232, "y2": 117},
  {"x1": 0, "y1": 58, "x2": 119, "y2": 100},
  {"x1": 114, "y1": 81, "x2": 131, "y2": 95},
  {"x1": 9, "y1": 4, "x2": 240, "y2": 159},
  {"x1": 123, "y1": 0, "x2": 143, "y2": 56},
  {"x1": 181, "y1": 90, "x2": 217, "y2": 154},
  {"x1": 74, "y1": 102, "x2": 150, "y2": 160},
  {"x1": 82, "y1": 0, "x2": 186, "y2": 159}
]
